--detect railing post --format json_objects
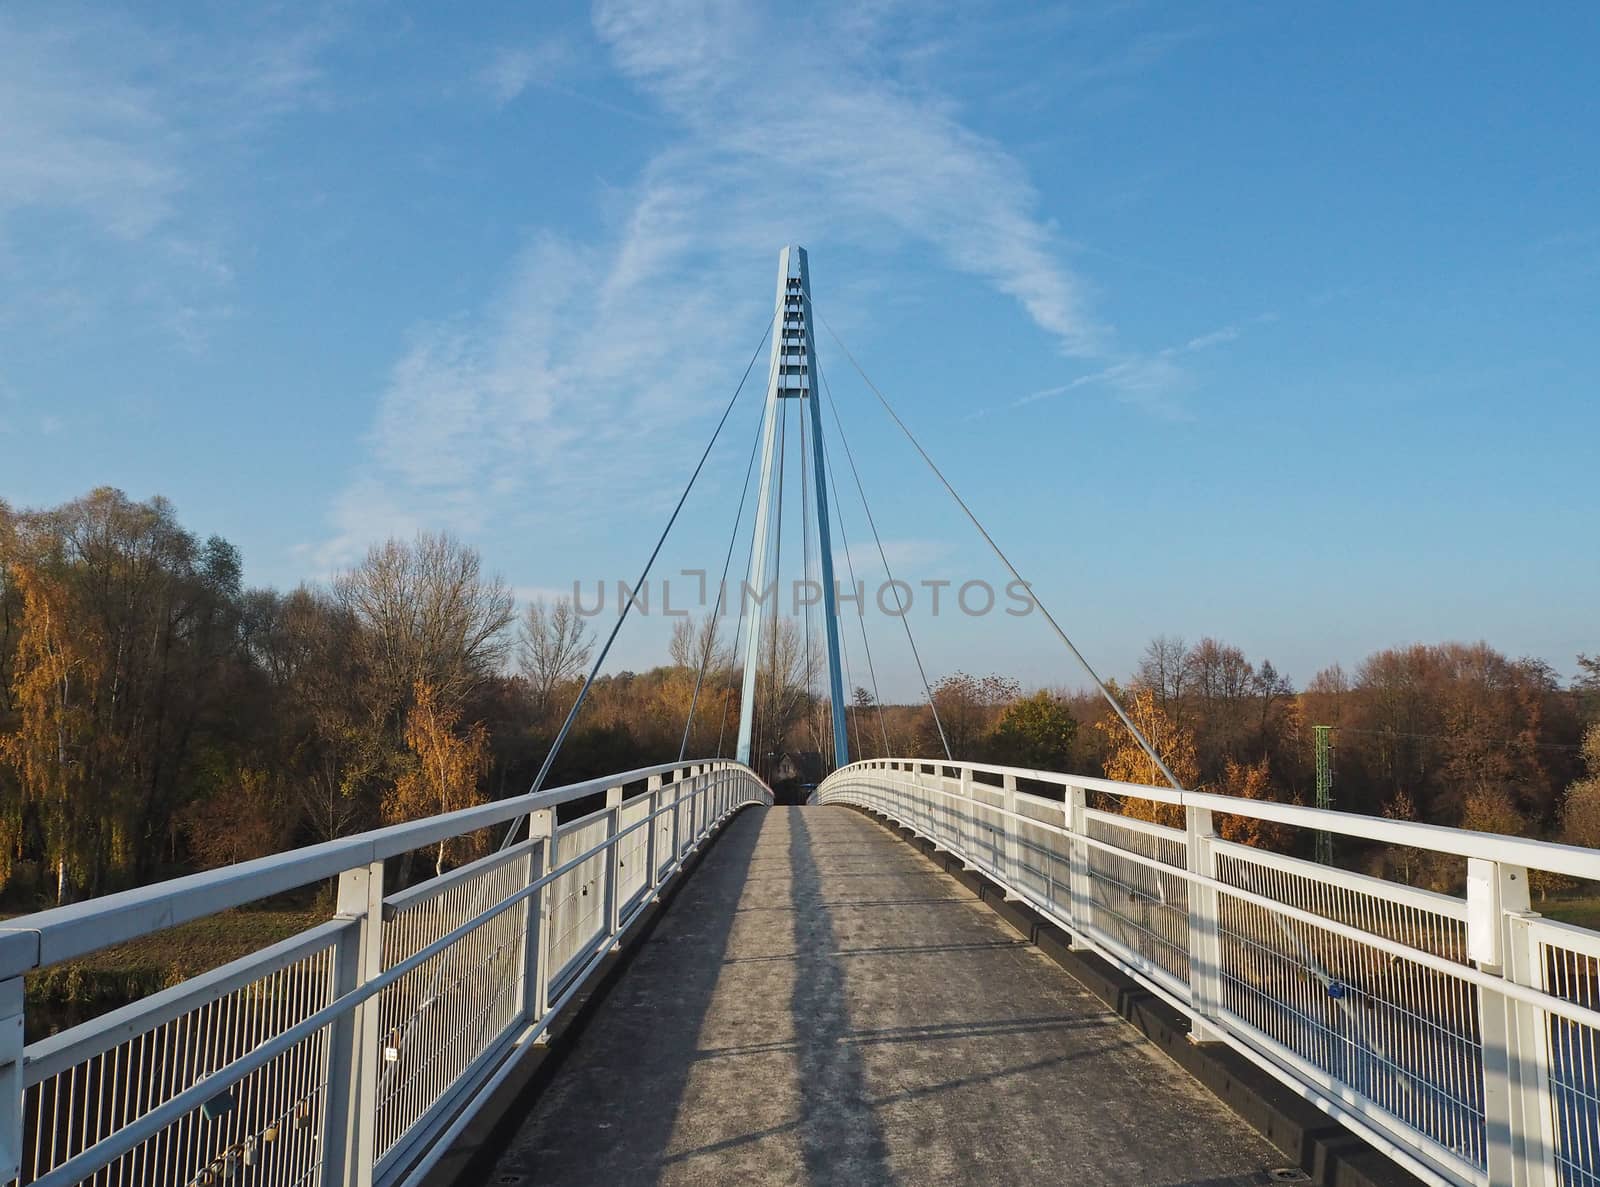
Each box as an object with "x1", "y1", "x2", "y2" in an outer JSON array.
[
  {"x1": 522, "y1": 809, "x2": 554, "y2": 1028},
  {"x1": 1505, "y1": 911, "x2": 1557, "y2": 1186},
  {"x1": 1185, "y1": 804, "x2": 1225, "y2": 1043},
  {"x1": 953, "y1": 765, "x2": 970, "y2": 848},
  {"x1": 1065, "y1": 785, "x2": 1088, "y2": 934},
  {"x1": 682, "y1": 770, "x2": 696, "y2": 850},
  {"x1": 671, "y1": 773, "x2": 683, "y2": 867},
  {"x1": 646, "y1": 774, "x2": 663, "y2": 893},
  {"x1": 322, "y1": 858, "x2": 385, "y2": 1187},
  {"x1": 0, "y1": 976, "x2": 22, "y2": 1186},
  {"x1": 1470, "y1": 858, "x2": 1554, "y2": 1186},
  {"x1": 1001, "y1": 772, "x2": 1020, "y2": 887},
  {"x1": 604, "y1": 786, "x2": 623, "y2": 946}
]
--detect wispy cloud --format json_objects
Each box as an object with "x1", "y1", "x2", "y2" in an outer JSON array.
[
  {"x1": 999, "y1": 320, "x2": 1254, "y2": 420},
  {"x1": 592, "y1": 1, "x2": 1108, "y2": 359},
  {"x1": 0, "y1": 11, "x2": 180, "y2": 241},
  {"x1": 1181, "y1": 326, "x2": 1240, "y2": 352},
  {"x1": 0, "y1": 6, "x2": 336, "y2": 348},
  {"x1": 326, "y1": 1, "x2": 1200, "y2": 560},
  {"x1": 314, "y1": 221, "x2": 754, "y2": 567},
  {"x1": 478, "y1": 40, "x2": 574, "y2": 106},
  {"x1": 842, "y1": 538, "x2": 954, "y2": 580}
]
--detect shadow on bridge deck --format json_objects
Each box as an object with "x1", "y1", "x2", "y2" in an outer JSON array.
[{"x1": 484, "y1": 806, "x2": 1285, "y2": 1186}]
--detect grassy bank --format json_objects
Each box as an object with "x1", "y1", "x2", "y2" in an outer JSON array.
[{"x1": 1545, "y1": 897, "x2": 1600, "y2": 930}]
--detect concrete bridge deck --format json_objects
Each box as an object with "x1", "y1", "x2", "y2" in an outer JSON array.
[{"x1": 484, "y1": 805, "x2": 1287, "y2": 1186}]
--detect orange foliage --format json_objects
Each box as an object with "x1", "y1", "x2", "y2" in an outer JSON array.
[
  {"x1": 1212, "y1": 757, "x2": 1293, "y2": 850},
  {"x1": 384, "y1": 680, "x2": 490, "y2": 875},
  {"x1": 1094, "y1": 688, "x2": 1198, "y2": 828}
]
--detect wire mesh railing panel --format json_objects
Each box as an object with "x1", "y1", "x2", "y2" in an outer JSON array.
[
  {"x1": 1213, "y1": 847, "x2": 1483, "y2": 1169},
  {"x1": 547, "y1": 817, "x2": 611, "y2": 989},
  {"x1": 882, "y1": 773, "x2": 933, "y2": 848},
  {"x1": 617, "y1": 797, "x2": 653, "y2": 909},
  {"x1": 22, "y1": 934, "x2": 337, "y2": 1187},
  {"x1": 1217, "y1": 847, "x2": 1470, "y2": 962},
  {"x1": 655, "y1": 784, "x2": 681, "y2": 878},
  {"x1": 965, "y1": 784, "x2": 1008, "y2": 882},
  {"x1": 373, "y1": 848, "x2": 529, "y2": 1166},
  {"x1": 1539, "y1": 926, "x2": 1600, "y2": 1187},
  {"x1": 1014, "y1": 797, "x2": 1071, "y2": 917},
  {"x1": 1082, "y1": 809, "x2": 1191, "y2": 988}
]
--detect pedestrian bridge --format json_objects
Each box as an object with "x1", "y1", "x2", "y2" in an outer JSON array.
[{"x1": 1, "y1": 758, "x2": 1596, "y2": 1187}]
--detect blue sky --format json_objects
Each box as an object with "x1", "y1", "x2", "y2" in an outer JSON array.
[{"x1": 1, "y1": 1, "x2": 1596, "y2": 698}]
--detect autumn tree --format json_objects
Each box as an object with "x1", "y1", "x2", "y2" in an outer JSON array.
[
  {"x1": 848, "y1": 685, "x2": 888, "y2": 759},
  {"x1": 753, "y1": 619, "x2": 815, "y2": 774},
  {"x1": 182, "y1": 768, "x2": 289, "y2": 868},
  {"x1": 926, "y1": 671, "x2": 1020, "y2": 760},
  {"x1": 0, "y1": 489, "x2": 246, "y2": 896},
  {"x1": 244, "y1": 586, "x2": 391, "y2": 843},
  {"x1": 1460, "y1": 786, "x2": 1525, "y2": 838},
  {"x1": 0, "y1": 504, "x2": 17, "y2": 878},
  {"x1": 520, "y1": 596, "x2": 594, "y2": 720},
  {"x1": 336, "y1": 532, "x2": 515, "y2": 729},
  {"x1": 385, "y1": 680, "x2": 490, "y2": 876},
  {"x1": 1561, "y1": 724, "x2": 1600, "y2": 849},
  {"x1": 1378, "y1": 790, "x2": 1423, "y2": 886},
  {"x1": 1185, "y1": 637, "x2": 1256, "y2": 767},
  {"x1": 666, "y1": 613, "x2": 733, "y2": 756},
  {"x1": 1349, "y1": 643, "x2": 1554, "y2": 826},
  {"x1": 0, "y1": 563, "x2": 94, "y2": 899},
  {"x1": 1211, "y1": 757, "x2": 1293, "y2": 849},
  {"x1": 1137, "y1": 636, "x2": 1191, "y2": 730},
  {"x1": 1095, "y1": 687, "x2": 1199, "y2": 827},
  {"x1": 991, "y1": 691, "x2": 1077, "y2": 772},
  {"x1": 668, "y1": 614, "x2": 727, "y2": 673}
]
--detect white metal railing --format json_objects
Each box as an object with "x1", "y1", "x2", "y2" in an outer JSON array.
[
  {"x1": 819, "y1": 758, "x2": 1600, "y2": 1187},
  {"x1": 0, "y1": 759, "x2": 770, "y2": 1187}
]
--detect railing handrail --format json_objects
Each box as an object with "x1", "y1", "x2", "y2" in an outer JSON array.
[
  {"x1": 0, "y1": 757, "x2": 754, "y2": 978},
  {"x1": 834, "y1": 758, "x2": 1600, "y2": 882}
]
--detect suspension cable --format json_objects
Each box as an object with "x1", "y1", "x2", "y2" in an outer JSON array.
[
  {"x1": 761, "y1": 397, "x2": 788, "y2": 781},
  {"x1": 381, "y1": 313, "x2": 776, "y2": 1100},
  {"x1": 815, "y1": 363, "x2": 952, "y2": 761},
  {"x1": 716, "y1": 486, "x2": 758, "y2": 758},
  {"x1": 716, "y1": 495, "x2": 758, "y2": 758},
  {"x1": 810, "y1": 298, "x2": 1181, "y2": 789},
  {"x1": 819, "y1": 420, "x2": 891, "y2": 759},
  {"x1": 680, "y1": 380, "x2": 769, "y2": 761},
  {"x1": 829, "y1": 530, "x2": 866, "y2": 763},
  {"x1": 524, "y1": 312, "x2": 776, "y2": 812}
]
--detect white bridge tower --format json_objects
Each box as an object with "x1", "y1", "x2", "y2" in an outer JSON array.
[{"x1": 735, "y1": 247, "x2": 850, "y2": 774}]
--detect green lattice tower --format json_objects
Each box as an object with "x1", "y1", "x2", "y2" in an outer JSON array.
[{"x1": 1314, "y1": 725, "x2": 1335, "y2": 865}]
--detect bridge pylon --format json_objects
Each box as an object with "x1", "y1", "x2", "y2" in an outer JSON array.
[{"x1": 736, "y1": 246, "x2": 850, "y2": 774}]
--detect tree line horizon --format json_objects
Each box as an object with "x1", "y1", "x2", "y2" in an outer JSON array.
[{"x1": 2, "y1": 487, "x2": 1596, "y2": 907}]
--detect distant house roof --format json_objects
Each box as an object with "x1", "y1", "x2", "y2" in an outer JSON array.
[{"x1": 774, "y1": 750, "x2": 824, "y2": 784}]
